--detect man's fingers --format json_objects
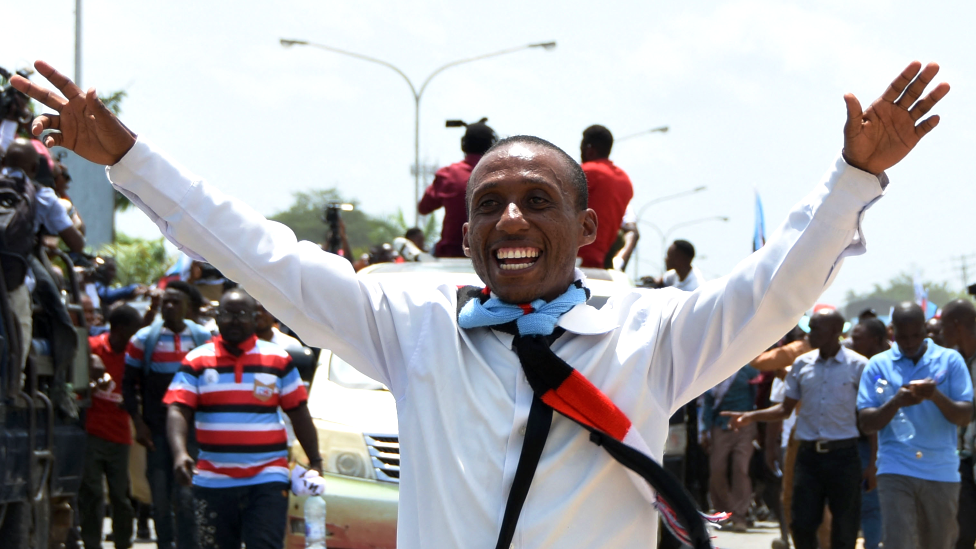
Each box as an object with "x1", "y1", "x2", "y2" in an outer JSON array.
[
  {"x1": 10, "y1": 75, "x2": 66, "y2": 113},
  {"x1": 881, "y1": 61, "x2": 922, "y2": 103},
  {"x1": 915, "y1": 114, "x2": 940, "y2": 137},
  {"x1": 896, "y1": 62, "x2": 940, "y2": 109},
  {"x1": 33, "y1": 60, "x2": 85, "y2": 101},
  {"x1": 909, "y1": 81, "x2": 950, "y2": 121},
  {"x1": 31, "y1": 114, "x2": 60, "y2": 135},
  {"x1": 43, "y1": 132, "x2": 64, "y2": 149},
  {"x1": 843, "y1": 93, "x2": 863, "y2": 137}
]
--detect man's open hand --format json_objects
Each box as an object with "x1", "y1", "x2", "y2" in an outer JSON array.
[
  {"x1": 10, "y1": 61, "x2": 136, "y2": 166},
  {"x1": 720, "y1": 410, "x2": 752, "y2": 432},
  {"x1": 843, "y1": 61, "x2": 949, "y2": 175}
]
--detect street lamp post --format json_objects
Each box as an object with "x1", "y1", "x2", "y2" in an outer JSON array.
[
  {"x1": 632, "y1": 186, "x2": 707, "y2": 278},
  {"x1": 639, "y1": 215, "x2": 730, "y2": 278},
  {"x1": 280, "y1": 38, "x2": 556, "y2": 226},
  {"x1": 616, "y1": 125, "x2": 669, "y2": 142}
]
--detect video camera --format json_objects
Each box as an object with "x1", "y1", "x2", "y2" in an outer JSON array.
[
  {"x1": 0, "y1": 66, "x2": 32, "y2": 123},
  {"x1": 322, "y1": 201, "x2": 354, "y2": 254}
]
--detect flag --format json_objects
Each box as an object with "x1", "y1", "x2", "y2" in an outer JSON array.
[
  {"x1": 753, "y1": 189, "x2": 766, "y2": 252},
  {"x1": 913, "y1": 271, "x2": 929, "y2": 315}
]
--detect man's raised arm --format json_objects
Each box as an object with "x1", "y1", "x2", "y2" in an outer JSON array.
[
  {"x1": 12, "y1": 62, "x2": 405, "y2": 392},
  {"x1": 656, "y1": 61, "x2": 949, "y2": 409}
]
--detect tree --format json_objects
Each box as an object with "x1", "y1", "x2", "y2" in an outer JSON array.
[
  {"x1": 269, "y1": 189, "x2": 403, "y2": 256},
  {"x1": 844, "y1": 272, "x2": 967, "y2": 312},
  {"x1": 96, "y1": 232, "x2": 172, "y2": 286}
]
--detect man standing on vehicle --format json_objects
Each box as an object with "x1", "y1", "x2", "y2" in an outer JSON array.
[
  {"x1": 418, "y1": 119, "x2": 496, "y2": 258},
  {"x1": 576, "y1": 125, "x2": 637, "y2": 269},
  {"x1": 165, "y1": 289, "x2": 323, "y2": 549},
  {"x1": 725, "y1": 309, "x2": 869, "y2": 549},
  {"x1": 79, "y1": 304, "x2": 144, "y2": 549},
  {"x1": 15, "y1": 59, "x2": 948, "y2": 549},
  {"x1": 857, "y1": 302, "x2": 974, "y2": 549},
  {"x1": 123, "y1": 287, "x2": 211, "y2": 549}
]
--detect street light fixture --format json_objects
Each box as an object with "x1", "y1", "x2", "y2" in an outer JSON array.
[
  {"x1": 280, "y1": 38, "x2": 557, "y2": 226},
  {"x1": 632, "y1": 186, "x2": 708, "y2": 278},
  {"x1": 616, "y1": 125, "x2": 670, "y2": 142},
  {"x1": 639, "y1": 215, "x2": 730, "y2": 278}
]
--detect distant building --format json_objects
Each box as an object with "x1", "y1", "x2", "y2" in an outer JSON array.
[{"x1": 55, "y1": 148, "x2": 115, "y2": 249}]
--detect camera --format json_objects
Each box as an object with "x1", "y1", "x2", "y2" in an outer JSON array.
[
  {"x1": 0, "y1": 67, "x2": 32, "y2": 123},
  {"x1": 322, "y1": 202, "x2": 353, "y2": 253},
  {"x1": 967, "y1": 283, "x2": 975, "y2": 298}
]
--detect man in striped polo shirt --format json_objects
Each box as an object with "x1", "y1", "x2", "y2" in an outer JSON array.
[
  {"x1": 164, "y1": 289, "x2": 322, "y2": 549},
  {"x1": 123, "y1": 286, "x2": 212, "y2": 549}
]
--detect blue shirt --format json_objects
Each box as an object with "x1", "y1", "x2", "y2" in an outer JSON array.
[
  {"x1": 857, "y1": 340, "x2": 973, "y2": 482},
  {"x1": 786, "y1": 346, "x2": 867, "y2": 442}
]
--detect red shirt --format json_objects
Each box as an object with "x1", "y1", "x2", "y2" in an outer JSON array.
[
  {"x1": 577, "y1": 159, "x2": 634, "y2": 268},
  {"x1": 87, "y1": 333, "x2": 132, "y2": 445},
  {"x1": 418, "y1": 154, "x2": 482, "y2": 258}
]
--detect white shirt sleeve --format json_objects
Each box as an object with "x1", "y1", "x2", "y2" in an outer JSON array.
[
  {"x1": 106, "y1": 139, "x2": 407, "y2": 393},
  {"x1": 657, "y1": 155, "x2": 885, "y2": 408}
]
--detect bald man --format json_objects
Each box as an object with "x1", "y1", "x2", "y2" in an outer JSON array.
[
  {"x1": 941, "y1": 299, "x2": 976, "y2": 549},
  {"x1": 858, "y1": 302, "x2": 974, "y2": 549},
  {"x1": 725, "y1": 309, "x2": 867, "y2": 549}
]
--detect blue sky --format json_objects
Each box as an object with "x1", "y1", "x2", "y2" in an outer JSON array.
[{"x1": 4, "y1": 0, "x2": 974, "y2": 306}]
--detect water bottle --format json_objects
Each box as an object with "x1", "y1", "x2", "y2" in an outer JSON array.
[
  {"x1": 305, "y1": 495, "x2": 327, "y2": 549},
  {"x1": 874, "y1": 378, "x2": 916, "y2": 442}
]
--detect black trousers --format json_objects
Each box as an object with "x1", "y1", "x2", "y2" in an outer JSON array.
[
  {"x1": 193, "y1": 482, "x2": 290, "y2": 549},
  {"x1": 957, "y1": 456, "x2": 976, "y2": 549},
  {"x1": 791, "y1": 444, "x2": 862, "y2": 549}
]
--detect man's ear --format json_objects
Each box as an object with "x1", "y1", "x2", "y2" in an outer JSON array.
[
  {"x1": 580, "y1": 208, "x2": 598, "y2": 247},
  {"x1": 461, "y1": 222, "x2": 472, "y2": 257}
]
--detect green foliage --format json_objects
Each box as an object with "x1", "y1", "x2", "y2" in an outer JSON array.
[
  {"x1": 97, "y1": 233, "x2": 172, "y2": 286},
  {"x1": 844, "y1": 272, "x2": 967, "y2": 309},
  {"x1": 99, "y1": 90, "x2": 127, "y2": 116},
  {"x1": 390, "y1": 209, "x2": 440, "y2": 250},
  {"x1": 269, "y1": 189, "x2": 402, "y2": 256}
]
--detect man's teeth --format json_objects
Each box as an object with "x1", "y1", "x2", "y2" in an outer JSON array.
[
  {"x1": 500, "y1": 262, "x2": 535, "y2": 271},
  {"x1": 496, "y1": 248, "x2": 540, "y2": 259}
]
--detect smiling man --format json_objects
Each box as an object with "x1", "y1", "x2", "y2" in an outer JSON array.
[{"x1": 13, "y1": 59, "x2": 948, "y2": 549}]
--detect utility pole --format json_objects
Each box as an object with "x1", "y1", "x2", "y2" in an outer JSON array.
[
  {"x1": 74, "y1": 0, "x2": 82, "y2": 87},
  {"x1": 949, "y1": 253, "x2": 976, "y2": 290}
]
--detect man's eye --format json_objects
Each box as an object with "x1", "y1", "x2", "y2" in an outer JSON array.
[
  {"x1": 477, "y1": 199, "x2": 499, "y2": 209},
  {"x1": 528, "y1": 196, "x2": 548, "y2": 206}
]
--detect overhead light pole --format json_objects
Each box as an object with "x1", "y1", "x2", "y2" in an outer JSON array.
[
  {"x1": 632, "y1": 186, "x2": 707, "y2": 278},
  {"x1": 616, "y1": 125, "x2": 669, "y2": 142},
  {"x1": 280, "y1": 38, "x2": 557, "y2": 226},
  {"x1": 640, "y1": 215, "x2": 730, "y2": 277}
]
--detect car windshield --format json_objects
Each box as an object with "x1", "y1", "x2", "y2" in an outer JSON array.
[{"x1": 328, "y1": 353, "x2": 388, "y2": 391}]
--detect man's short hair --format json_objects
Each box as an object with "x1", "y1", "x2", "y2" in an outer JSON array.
[
  {"x1": 108, "y1": 304, "x2": 142, "y2": 328},
  {"x1": 672, "y1": 239, "x2": 696, "y2": 260},
  {"x1": 582, "y1": 125, "x2": 613, "y2": 158},
  {"x1": 405, "y1": 227, "x2": 424, "y2": 241},
  {"x1": 461, "y1": 120, "x2": 497, "y2": 155},
  {"x1": 468, "y1": 135, "x2": 588, "y2": 213},
  {"x1": 858, "y1": 317, "x2": 888, "y2": 341},
  {"x1": 166, "y1": 280, "x2": 203, "y2": 309}
]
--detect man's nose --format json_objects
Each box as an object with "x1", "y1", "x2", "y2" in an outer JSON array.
[{"x1": 496, "y1": 202, "x2": 529, "y2": 233}]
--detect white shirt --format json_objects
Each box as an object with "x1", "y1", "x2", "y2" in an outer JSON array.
[
  {"x1": 770, "y1": 375, "x2": 797, "y2": 449},
  {"x1": 108, "y1": 139, "x2": 884, "y2": 549},
  {"x1": 662, "y1": 266, "x2": 705, "y2": 292}
]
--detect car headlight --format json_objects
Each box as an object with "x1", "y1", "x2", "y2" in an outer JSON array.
[{"x1": 291, "y1": 419, "x2": 374, "y2": 480}]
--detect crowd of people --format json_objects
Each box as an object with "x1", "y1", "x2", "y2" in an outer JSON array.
[{"x1": 1, "y1": 55, "x2": 968, "y2": 549}]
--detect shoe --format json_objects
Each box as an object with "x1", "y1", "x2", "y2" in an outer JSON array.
[
  {"x1": 771, "y1": 538, "x2": 789, "y2": 549},
  {"x1": 732, "y1": 522, "x2": 748, "y2": 533}
]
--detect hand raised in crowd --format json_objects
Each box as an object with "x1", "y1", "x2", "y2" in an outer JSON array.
[
  {"x1": 173, "y1": 452, "x2": 197, "y2": 487},
  {"x1": 720, "y1": 410, "x2": 753, "y2": 432},
  {"x1": 10, "y1": 61, "x2": 137, "y2": 165},
  {"x1": 842, "y1": 61, "x2": 949, "y2": 175}
]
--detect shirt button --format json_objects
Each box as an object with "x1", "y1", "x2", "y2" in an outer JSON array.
[{"x1": 519, "y1": 425, "x2": 526, "y2": 436}]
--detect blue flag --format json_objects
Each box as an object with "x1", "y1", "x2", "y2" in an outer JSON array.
[{"x1": 753, "y1": 189, "x2": 766, "y2": 252}]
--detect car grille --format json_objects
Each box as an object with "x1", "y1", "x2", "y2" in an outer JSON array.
[{"x1": 364, "y1": 433, "x2": 400, "y2": 483}]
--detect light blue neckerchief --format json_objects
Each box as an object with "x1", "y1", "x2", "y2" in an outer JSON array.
[{"x1": 457, "y1": 281, "x2": 588, "y2": 336}]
